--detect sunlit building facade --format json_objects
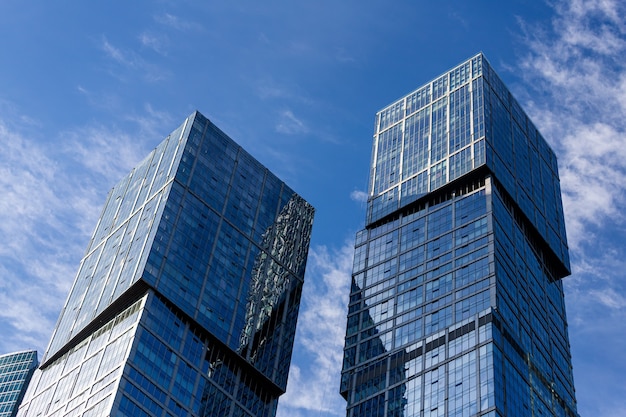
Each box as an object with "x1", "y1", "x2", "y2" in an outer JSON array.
[
  {"x1": 0, "y1": 351, "x2": 38, "y2": 417},
  {"x1": 340, "y1": 54, "x2": 579, "y2": 417},
  {"x1": 18, "y1": 111, "x2": 314, "y2": 417}
]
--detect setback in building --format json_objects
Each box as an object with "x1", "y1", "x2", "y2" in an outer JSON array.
[
  {"x1": 17, "y1": 111, "x2": 315, "y2": 417},
  {"x1": 340, "y1": 53, "x2": 578, "y2": 417}
]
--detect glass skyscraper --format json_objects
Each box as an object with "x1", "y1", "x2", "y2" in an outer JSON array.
[
  {"x1": 340, "y1": 54, "x2": 578, "y2": 417},
  {"x1": 0, "y1": 351, "x2": 38, "y2": 417},
  {"x1": 17, "y1": 111, "x2": 314, "y2": 417}
]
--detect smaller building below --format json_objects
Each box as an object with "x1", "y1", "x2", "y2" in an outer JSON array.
[{"x1": 0, "y1": 350, "x2": 38, "y2": 417}]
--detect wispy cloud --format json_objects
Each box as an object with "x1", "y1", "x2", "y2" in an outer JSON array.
[
  {"x1": 257, "y1": 81, "x2": 294, "y2": 100},
  {"x1": 276, "y1": 110, "x2": 308, "y2": 135},
  {"x1": 350, "y1": 189, "x2": 368, "y2": 203},
  {"x1": 100, "y1": 36, "x2": 169, "y2": 82},
  {"x1": 126, "y1": 103, "x2": 176, "y2": 139},
  {"x1": 589, "y1": 288, "x2": 626, "y2": 310},
  {"x1": 102, "y1": 38, "x2": 128, "y2": 65},
  {"x1": 139, "y1": 32, "x2": 169, "y2": 55},
  {"x1": 518, "y1": 1, "x2": 626, "y2": 415},
  {"x1": 61, "y1": 124, "x2": 150, "y2": 183},
  {"x1": 277, "y1": 243, "x2": 353, "y2": 416},
  {"x1": 254, "y1": 77, "x2": 316, "y2": 106},
  {"x1": 0, "y1": 105, "x2": 161, "y2": 355},
  {"x1": 518, "y1": 0, "x2": 626, "y2": 252},
  {"x1": 0, "y1": 119, "x2": 89, "y2": 353},
  {"x1": 154, "y1": 13, "x2": 203, "y2": 32}
]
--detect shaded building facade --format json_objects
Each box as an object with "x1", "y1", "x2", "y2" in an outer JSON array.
[
  {"x1": 0, "y1": 351, "x2": 38, "y2": 417},
  {"x1": 18, "y1": 111, "x2": 314, "y2": 417},
  {"x1": 340, "y1": 54, "x2": 578, "y2": 416}
]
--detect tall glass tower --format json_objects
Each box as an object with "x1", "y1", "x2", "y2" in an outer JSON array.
[
  {"x1": 0, "y1": 351, "x2": 38, "y2": 417},
  {"x1": 18, "y1": 111, "x2": 314, "y2": 417},
  {"x1": 340, "y1": 54, "x2": 578, "y2": 417}
]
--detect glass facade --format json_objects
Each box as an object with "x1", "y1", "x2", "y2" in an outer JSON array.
[
  {"x1": 0, "y1": 351, "x2": 38, "y2": 417},
  {"x1": 341, "y1": 54, "x2": 579, "y2": 417},
  {"x1": 17, "y1": 111, "x2": 315, "y2": 417}
]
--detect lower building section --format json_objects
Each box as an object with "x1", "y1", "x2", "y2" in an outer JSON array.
[
  {"x1": 341, "y1": 177, "x2": 578, "y2": 417},
  {"x1": 18, "y1": 290, "x2": 285, "y2": 417},
  {"x1": 346, "y1": 312, "x2": 496, "y2": 417},
  {"x1": 17, "y1": 294, "x2": 146, "y2": 417},
  {"x1": 343, "y1": 309, "x2": 577, "y2": 417}
]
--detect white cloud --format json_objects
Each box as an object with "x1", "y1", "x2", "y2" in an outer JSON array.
[
  {"x1": 518, "y1": 1, "x2": 626, "y2": 416},
  {"x1": 0, "y1": 107, "x2": 160, "y2": 355},
  {"x1": 253, "y1": 76, "x2": 316, "y2": 107},
  {"x1": 100, "y1": 36, "x2": 169, "y2": 82},
  {"x1": 61, "y1": 126, "x2": 145, "y2": 183},
  {"x1": 102, "y1": 38, "x2": 128, "y2": 65},
  {"x1": 139, "y1": 32, "x2": 169, "y2": 55},
  {"x1": 350, "y1": 189, "x2": 368, "y2": 203},
  {"x1": 276, "y1": 110, "x2": 308, "y2": 135},
  {"x1": 257, "y1": 83, "x2": 293, "y2": 101},
  {"x1": 277, "y1": 243, "x2": 353, "y2": 416},
  {"x1": 589, "y1": 288, "x2": 626, "y2": 310},
  {"x1": 519, "y1": 0, "x2": 626, "y2": 252},
  {"x1": 0, "y1": 120, "x2": 83, "y2": 353},
  {"x1": 0, "y1": 268, "x2": 60, "y2": 352},
  {"x1": 154, "y1": 13, "x2": 203, "y2": 32}
]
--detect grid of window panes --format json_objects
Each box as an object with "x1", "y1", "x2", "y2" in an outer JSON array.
[
  {"x1": 141, "y1": 113, "x2": 314, "y2": 390},
  {"x1": 369, "y1": 54, "x2": 486, "y2": 225},
  {"x1": 21, "y1": 111, "x2": 313, "y2": 417},
  {"x1": 117, "y1": 294, "x2": 280, "y2": 417},
  {"x1": 345, "y1": 52, "x2": 578, "y2": 417},
  {"x1": 18, "y1": 292, "x2": 284, "y2": 417},
  {"x1": 45, "y1": 118, "x2": 190, "y2": 360},
  {"x1": 0, "y1": 351, "x2": 37, "y2": 417},
  {"x1": 369, "y1": 54, "x2": 569, "y2": 274},
  {"x1": 342, "y1": 181, "x2": 497, "y2": 416},
  {"x1": 342, "y1": 181, "x2": 579, "y2": 417},
  {"x1": 490, "y1": 183, "x2": 578, "y2": 416},
  {"x1": 480, "y1": 60, "x2": 569, "y2": 273},
  {"x1": 18, "y1": 297, "x2": 145, "y2": 417}
]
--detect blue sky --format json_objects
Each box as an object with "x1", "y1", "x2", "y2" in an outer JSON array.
[{"x1": 0, "y1": 1, "x2": 624, "y2": 416}]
